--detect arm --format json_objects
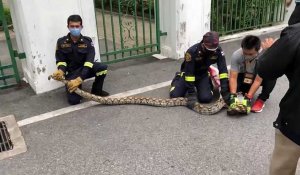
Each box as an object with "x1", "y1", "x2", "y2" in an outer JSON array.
[
  {"x1": 229, "y1": 70, "x2": 238, "y2": 94},
  {"x1": 229, "y1": 49, "x2": 242, "y2": 94},
  {"x1": 81, "y1": 40, "x2": 96, "y2": 80},
  {"x1": 247, "y1": 75, "x2": 263, "y2": 98},
  {"x1": 55, "y1": 40, "x2": 67, "y2": 73},
  {"x1": 258, "y1": 28, "x2": 297, "y2": 80},
  {"x1": 182, "y1": 51, "x2": 196, "y2": 93},
  {"x1": 216, "y1": 48, "x2": 229, "y2": 93}
]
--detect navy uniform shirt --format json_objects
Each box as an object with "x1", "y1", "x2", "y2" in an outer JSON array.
[
  {"x1": 55, "y1": 33, "x2": 95, "y2": 80},
  {"x1": 181, "y1": 41, "x2": 229, "y2": 92}
]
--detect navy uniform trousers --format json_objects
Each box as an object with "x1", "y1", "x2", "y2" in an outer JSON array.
[
  {"x1": 65, "y1": 62, "x2": 107, "y2": 105},
  {"x1": 170, "y1": 72, "x2": 213, "y2": 103}
]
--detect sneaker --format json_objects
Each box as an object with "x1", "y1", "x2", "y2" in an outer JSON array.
[{"x1": 251, "y1": 99, "x2": 265, "y2": 113}]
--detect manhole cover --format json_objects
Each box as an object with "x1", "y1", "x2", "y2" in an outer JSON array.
[
  {"x1": 0, "y1": 115, "x2": 27, "y2": 160},
  {"x1": 0, "y1": 121, "x2": 13, "y2": 152}
]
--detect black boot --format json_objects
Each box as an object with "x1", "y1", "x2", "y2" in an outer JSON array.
[
  {"x1": 91, "y1": 77, "x2": 110, "y2": 96},
  {"x1": 99, "y1": 90, "x2": 109, "y2": 96}
]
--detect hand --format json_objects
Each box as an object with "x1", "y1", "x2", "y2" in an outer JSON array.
[
  {"x1": 245, "y1": 93, "x2": 253, "y2": 100},
  {"x1": 186, "y1": 91, "x2": 197, "y2": 110},
  {"x1": 261, "y1": 38, "x2": 276, "y2": 50},
  {"x1": 67, "y1": 77, "x2": 83, "y2": 93},
  {"x1": 52, "y1": 69, "x2": 65, "y2": 81},
  {"x1": 286, "y1": 0, "x2": 292, "y2": 7}
]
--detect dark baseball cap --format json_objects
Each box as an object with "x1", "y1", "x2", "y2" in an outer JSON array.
[{"x1": 203, "y1": 31, "x2": 219, "y2": 50}]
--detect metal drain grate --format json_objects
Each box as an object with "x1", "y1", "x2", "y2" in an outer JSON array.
[
  {"x1": 0, "y1": 115, "x2": 27, "y2": 160},
  {"x1": 0, "y1": 121, "x2": 13, "y2": 152}
]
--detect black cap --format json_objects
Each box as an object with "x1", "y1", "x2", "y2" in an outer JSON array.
[{"x1": 203, "y1": 31, "x2": 219, "y2": 49}]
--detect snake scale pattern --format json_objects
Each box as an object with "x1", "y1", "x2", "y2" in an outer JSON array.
[{"x1": 51, "y1": 77, "x2": 226, "y2": 115}]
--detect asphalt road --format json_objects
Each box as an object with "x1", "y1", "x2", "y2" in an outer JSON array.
[{"x1": 1, "y1": 31, "x2": 299, "y2": 175}]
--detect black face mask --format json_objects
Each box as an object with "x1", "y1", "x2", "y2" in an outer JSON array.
[{"x1": 202, "y1": 47, "x2": 216, "y2": 56}]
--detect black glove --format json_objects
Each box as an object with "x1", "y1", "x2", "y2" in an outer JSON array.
[
  {"x1": 186, "y1": 91, "x2": 197, "y2": 110},
  {"x1": 221, "y1": 90, "x2": 231, "y2": 105}
]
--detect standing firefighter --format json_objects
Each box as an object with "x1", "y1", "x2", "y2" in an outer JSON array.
[
  {"x1": 170, "y1": 31, "x2": 230, "y2": 106},
  {"x1": 52, "y1": 15, "x2": 109, "y2": 105}
]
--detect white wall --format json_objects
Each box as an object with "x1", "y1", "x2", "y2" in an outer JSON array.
[
  {"x1": 159, "y1": 0, "x2": 211, "y2": 59},
  {"x1": 9, "y1": 0, "x2": 100, "y2": 94}
]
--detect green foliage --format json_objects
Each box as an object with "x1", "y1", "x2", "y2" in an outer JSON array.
[
  {"x1": 211, "y1": 0, "x2": 285, "y2": 35},
  {"x1": 94, "y1": 0, "x2": 155, "y2": 17},
  {"x1": 0, "y1": 8, "x2": 12, "y2": 27}
]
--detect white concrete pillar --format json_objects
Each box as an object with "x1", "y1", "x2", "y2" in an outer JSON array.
[
  {"x1": 9, "y1": 0, "x2": 100, "y2": 94},
  {"x1": 159, "y1": 0, "x2": 211, "y2": 59}
]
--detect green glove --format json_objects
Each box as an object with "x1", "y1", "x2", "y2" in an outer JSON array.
[{"x1": 242, "y1": 97, "x2": 251, "y2": 114}]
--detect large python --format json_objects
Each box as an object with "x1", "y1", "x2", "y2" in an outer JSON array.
[{"x1": 49, "y1": 76, "x2": 227, "y2": 115}]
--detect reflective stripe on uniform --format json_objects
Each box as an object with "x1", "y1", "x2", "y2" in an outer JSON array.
[
  {"x1": 96, "y1": 70, "x2": 108, "y2": 76},
  {"x1": 170, "y1": 86, "x2": 175, "y2": 92},
  {"x1": 219, "y1": 73, "x2": 228, "y2": 79},
  {"x1": 84, "y1": 62, "x2": 94, "y2": 68},
  {"x1": 185, "y1": 76, "x2": 195, "y2": 82},
  {"x1": 177, "y1": 72, "x2": 185, "y2": 77},
  {"x1": 242, "y1": 99, "x2": 247, "y2": 106},
  {"x1": 56, "y1": 62, "x2": 67, "y2": 67}
]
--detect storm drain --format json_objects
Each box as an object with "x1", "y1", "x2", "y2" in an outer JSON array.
[
  {"x1": 0, "y1": 121, "x2": 13, "y2": 152},
  {"x1": 0, "y1": 115, "x2": 27, "y2": 160}
]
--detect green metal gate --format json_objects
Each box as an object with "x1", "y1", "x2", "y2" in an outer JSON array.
[
  {"x1": 94, "y1": 0, "x2": 163, "y2": 63},
  {"x1": 0, "y1": 0, "x2": 25, "y2": 89},
  {"x1": 211, "y1": 0, "x2": 286, "y2": 35}
]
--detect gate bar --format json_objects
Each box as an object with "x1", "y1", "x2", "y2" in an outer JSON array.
[{"x1": 0, "y1": 0, "x2": 20, "y2": 83}]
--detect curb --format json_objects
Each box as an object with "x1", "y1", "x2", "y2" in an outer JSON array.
[{"x1": 220, "y1": 24, "x2": 287, "y2": 43}]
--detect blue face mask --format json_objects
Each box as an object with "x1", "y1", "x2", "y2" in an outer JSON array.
[{"x1": 69, "y1": 27, "x2": 82, "y2": 37}]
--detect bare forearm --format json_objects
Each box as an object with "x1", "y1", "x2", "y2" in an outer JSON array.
[
  {"x1": 248, "y1": 76, "x2": 263, "y2": 97},
  {"x1": 229, "y1": 78, "x2": 237, "y2": 94}
]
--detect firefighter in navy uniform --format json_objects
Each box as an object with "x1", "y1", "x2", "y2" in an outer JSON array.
[
  {"x1": 170, "y1": 31, "x2": 230, "y2": 105},
  {"x1": 52, "y1": 15, "x2": 109, "y2": 105}
]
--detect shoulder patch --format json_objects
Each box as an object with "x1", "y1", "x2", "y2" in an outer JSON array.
[
  {"x1": 78, "y1": 43, "x2": 88, "y2": 48},
  {"x1": 210, "y1": 56, "x2": 217, "y2": 60},
  {"x1": 61, "y1": 43, "x2": 71, "y2": 48},
  {"x1": 185, "y1": 52, "x2": 192, "y2": 62}
]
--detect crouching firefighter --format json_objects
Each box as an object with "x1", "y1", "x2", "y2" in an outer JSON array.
[
  {"x1": 52, "y1": 15, "x2": 109, "y2": 105},
  {"x1": 169, "y1": 31, "x2": 231, "y2": 108}
]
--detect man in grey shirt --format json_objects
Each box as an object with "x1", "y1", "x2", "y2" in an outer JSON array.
[{"x1": 229, "y1": 35, "x2": 276, "y2": 113}]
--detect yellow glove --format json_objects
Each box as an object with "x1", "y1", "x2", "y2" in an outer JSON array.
[
  {"x1": 67, "y1": 77, "x2": 83, "y2": 93},
  {"x1": 52, "y1": 69, "x2": 65, "y2": 81}
]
